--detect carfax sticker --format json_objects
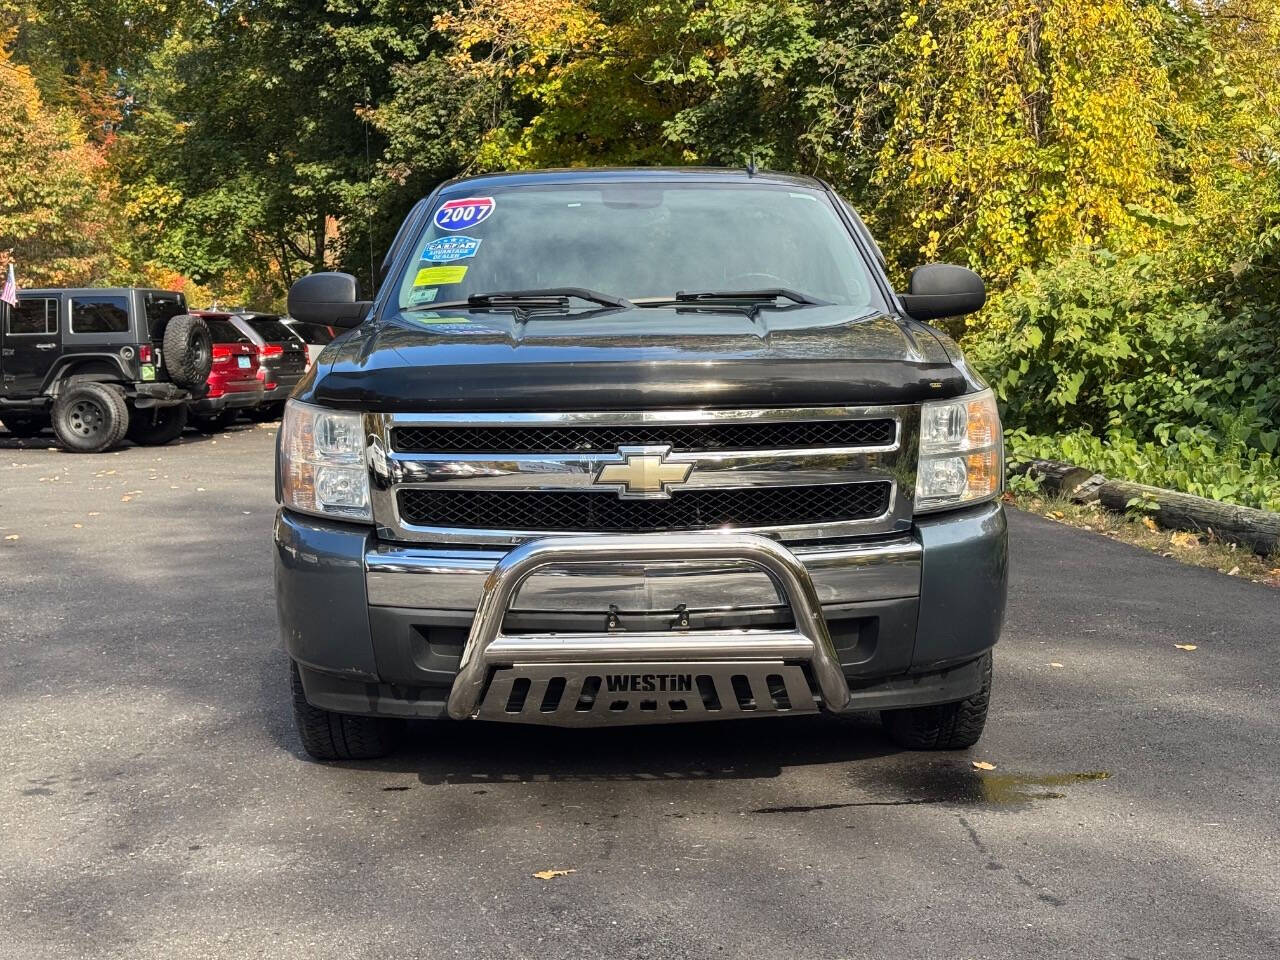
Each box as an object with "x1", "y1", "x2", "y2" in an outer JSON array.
[
  {"x1": 408, "y1": 287, "x2": 438, "y2": 305},
  {"x1": 421, "y1": 235, "x2": 482, "y2": 262},
  {"x1": 433, "y1": 197, "x2": 495, "y2": 231},
  {"x1": 413, "y1": 265, "x2": 468, "y2": 286}
]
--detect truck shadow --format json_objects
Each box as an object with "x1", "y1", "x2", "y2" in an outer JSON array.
[{"x1": 348, "y1": 712, "x2": 899, "y2": 784}]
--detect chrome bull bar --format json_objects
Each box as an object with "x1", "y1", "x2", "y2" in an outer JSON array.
[{"x1": 445, "y1": 533, "x2": 853, "y2": 721}]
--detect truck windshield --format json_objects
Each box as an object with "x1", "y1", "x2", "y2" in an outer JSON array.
[{"x1": 395, "y1": 182, "x2": 878, "y2": 311}]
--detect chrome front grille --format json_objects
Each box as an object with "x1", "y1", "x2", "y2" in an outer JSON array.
[
  {"x1": 397, "y1": 481, "x2": 892, "y2": 532},
  {"x1": 391, "y1": 418, "x2": 896, "y2": 453},
  {"x1": 367, "y1": 406, "x2": 918, "y2": 545}
]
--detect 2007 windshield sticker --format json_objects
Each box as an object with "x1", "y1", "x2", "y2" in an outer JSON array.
[
  {"x1": 421, "y1": 236, "x2": 482, "y2": 262},
  {"x1": 434, "y1": 197, "x2": 495, "y2": 232}
]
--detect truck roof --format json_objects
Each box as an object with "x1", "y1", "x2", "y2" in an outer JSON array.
[{"x1": 435, "y1": 166, "x2": 826, "y2": 197}]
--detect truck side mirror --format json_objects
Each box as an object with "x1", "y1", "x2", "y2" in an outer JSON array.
[
  {"x1": 287, "y1": 272, "x2": 372, "y2": 329},
  {"x1": 898, "y1": 264, "x2": 985, "y2": 321}
]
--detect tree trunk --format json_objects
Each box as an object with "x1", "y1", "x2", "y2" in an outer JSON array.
[
  {"x1": 312, "y1": 214, "x2": 327, "y2": 273},
  {"x1": 1010, "y1": 458, "x2": 1098, "y2": 499},
  {"x1": 1096, "y1": 480, "x2": 1280, "y2": 556}
]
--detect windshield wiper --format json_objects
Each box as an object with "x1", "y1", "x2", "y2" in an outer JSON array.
[
  {"x1": 425, "y1": 287, "x2": 634, "y2": 312},
  {"x1": 631, "y1": 287, "x2": 829, "y2": 317},
  {"x1": 671, "y1": 288, "x2": 828, "y2": 306}
]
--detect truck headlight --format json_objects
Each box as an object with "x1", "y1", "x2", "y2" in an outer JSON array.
[
  {"x1": 279, "y1": 399, "x2": 372, "y2": 522},
  {"x1": 915, "y1": 388, "x2": 1003, "y2": 513}
]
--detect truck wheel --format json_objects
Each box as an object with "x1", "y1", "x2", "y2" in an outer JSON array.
[
  {"x1": 881, "y1": 653, "x2": 992, "y2": 750},
  {"x1": 51, "y1": 382, "x2": 129, "y2": 453},
  {"x1": 126, "y1": 404, "x2": 188, "y2": 446},
  {"x1": 290, "y1": 661, "x2": 398, "y2": 761},
  {"x1": 161, "y1": 315, "x2": 213, "y2": 388},
  {"x1": 0, "y1": 414, "x2": 47, "y2": 437}
]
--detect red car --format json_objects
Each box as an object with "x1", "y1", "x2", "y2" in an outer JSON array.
[{"x1": 189, "y1": 312, "x2": 266, "y2": 431}]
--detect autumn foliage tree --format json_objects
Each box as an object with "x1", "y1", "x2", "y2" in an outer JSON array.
[{"x1": 0, "y1": 42, "x2": 112, "y2": 285}]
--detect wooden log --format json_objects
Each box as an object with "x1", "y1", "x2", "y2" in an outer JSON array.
[
  {"x1": 1010, "y1": 459, "x2": 1097, "y2": 499},
  {"x1": 1096, "y1": 479, "x2": 1280, "y2": 556}
]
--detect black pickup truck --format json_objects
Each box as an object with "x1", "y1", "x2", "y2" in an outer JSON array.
[{"x1": 275, "y1": 168, "x2": 1008, "y2": 761}]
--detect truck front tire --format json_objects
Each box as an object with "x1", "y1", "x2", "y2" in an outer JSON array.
[
  {"x1": 290, "y1": 662, "x2": 399, "y2": 761},
  {"x1": 51, "y1": 382, "x2": 129, "y2": 453},
  {"x1": 881, "y1": 652, "x2": 992, "y2": 750}
]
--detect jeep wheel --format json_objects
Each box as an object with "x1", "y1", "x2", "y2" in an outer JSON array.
[
  {"x1": 0, "y1": 414, "x2": 48, "y2": 438},
  {"x1": 51, "y1": 382, "x2": 129, "y2": 453},
  {"x1": 290, "y1": 661, "x2": 398, "y2": 761},
  {"x1": 126, "y1": 404, "x2": 188, "y2": 446},
  {"x1": 881, "y1": 653, "x2": 992, "y2": 750},
  {"x1": 162, "y1": 314, "x2": 213, "y2": 388}
]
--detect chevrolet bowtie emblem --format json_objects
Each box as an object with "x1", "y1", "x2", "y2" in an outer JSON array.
[{"x1": 594, "y1": 445, "x2": 693, "y2": 498}]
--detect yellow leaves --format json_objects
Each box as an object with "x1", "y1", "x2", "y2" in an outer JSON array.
[
  {"x1": 1173, "y1": 644, "x2": 1197, "y2": 651},
  {"x1": 1141, "y1": 516, "x2": 1158, "y2": 531},
  {"x1": 532, "y1": 868, "x2": 576, "y2": 880},
  {"x1": 972, "y1": 761, "x2": 997, "y2": 771},
  {"x1": 1170, "y1": 531, "x2": 1200, "y2": 550}
]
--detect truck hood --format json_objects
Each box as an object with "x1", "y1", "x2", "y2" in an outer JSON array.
[{"x1": 303, "y1": 304, "x2": 966, "y2": 412}]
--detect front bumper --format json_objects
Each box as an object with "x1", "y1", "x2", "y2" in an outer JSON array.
[{"x1": 275, "y1": 501, "x2": 1007, "y2": 722}]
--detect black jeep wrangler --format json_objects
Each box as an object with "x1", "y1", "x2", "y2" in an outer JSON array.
[{"x1": 0, "y1": 288, "x2": 213, "y2": 452}]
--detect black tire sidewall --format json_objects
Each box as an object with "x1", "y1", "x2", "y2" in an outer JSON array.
[
  {"x1": 126, "y1": 403, "x2": 189, "y2": 445},
  {"x1": 162, "y1": 315, "x2": 214, "y2": 388}
]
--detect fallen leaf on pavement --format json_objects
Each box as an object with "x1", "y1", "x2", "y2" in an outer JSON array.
[
  {"x1": 73, "y1": 524, "x2": 82, "y2": 529},
  {"x1": 971, "y1": 761, "x2": 996, "y2": 771},
  {"x1": 1174, "y1": 644, "x2": 1197, "y2": 651},
  {"x1": 1049, "y1": 662, "x2": 1064, "y2": 668},
  {"x1": 532, "y1": 869, "x2": 576, "y2": 880},
  {"x1": 1226, "y1": 566, "x2": 1240, "y2": 576},
  {"x1": 4, "y1": 535, "x2": 18, "y2": 541},
  {"x1": 1051, "y1": 510, "x2": 1065, "y2": 519},
  {"x1": 120, "y1": 496, "x2": 132, "y2": 502}
]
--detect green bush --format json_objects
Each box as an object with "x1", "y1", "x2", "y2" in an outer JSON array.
[
  {"x1": 967, "y1": 248, "x2": 1280, "y2": 511},
  {"x1": 1006, "y1": 428, "x2": 1280, "y2": 513}
]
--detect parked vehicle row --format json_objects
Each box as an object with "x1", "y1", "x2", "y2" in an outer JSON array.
[{"x1": 0, "y1": 288, "x2": 329, "y2": 451}]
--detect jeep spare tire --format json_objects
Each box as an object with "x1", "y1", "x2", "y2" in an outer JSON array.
[{"x1": 162, "y1": 314, "x2": 213, "y2": 388}]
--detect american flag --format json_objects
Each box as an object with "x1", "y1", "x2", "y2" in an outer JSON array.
[{"x1": 0, "y1": 263, "x2": 16, "y2": 307}]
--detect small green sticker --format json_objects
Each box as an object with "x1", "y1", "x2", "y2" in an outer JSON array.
[
  {"x1": 140, "y1": 363, "x2": 156, "y2": 381},
  {"x1": 408, "y1": 287, "x2": 439, "y2": 305}
]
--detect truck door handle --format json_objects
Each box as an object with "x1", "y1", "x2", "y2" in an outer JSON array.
[{"x1": 35, "y1": 343, "x2": 57, "y2": 350}]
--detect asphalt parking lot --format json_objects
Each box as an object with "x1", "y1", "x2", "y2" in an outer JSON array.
[{"x1": 1, "y1": 424, "x2": 1277, "y2": 959}]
